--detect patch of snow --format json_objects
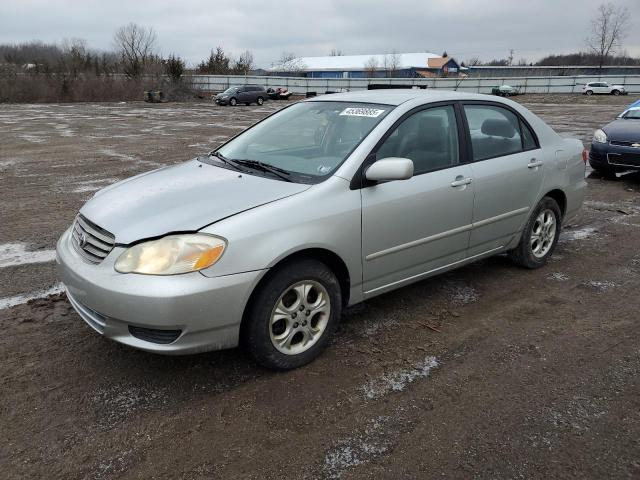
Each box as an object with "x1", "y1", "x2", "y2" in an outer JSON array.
[
  {"x1": 560, "y1": 226, "x2": 598, "y2": 242},
  {"x1": 99, "y1": 148, "x2": 137, "y2": 161},
  {"x1": 18, "y1": 134, "x2": 46, "y2": 143},
  {"x1": 0, "y1": 283, "x2": 64, "y2": 310},
  {"x1": 585, "y1": 280, "x2": 617, "y2": 292},
  {"x1": 323, "y1": 416, "x2": 392, "y2": 479},
  {"x1": 361, "y1": 356, "x2": 438, "y2": 400},
  {"x1": 548, "y1": 272, "x2": 570, "y2": 281},
  {"x1": 0, "y1": 243, "x2": 56, "y2": 268},
  {"x1": 71, "y1": 177, "x2": 119, "y2": 193}
]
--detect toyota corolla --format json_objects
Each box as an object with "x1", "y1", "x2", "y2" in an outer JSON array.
[{"x1": 57, "y1": 90, "x2": 586, "y2": 370}]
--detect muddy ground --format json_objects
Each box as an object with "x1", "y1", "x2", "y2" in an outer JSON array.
[{"x1": 1, "y1": 94, "x2": 639, "y2": 479}]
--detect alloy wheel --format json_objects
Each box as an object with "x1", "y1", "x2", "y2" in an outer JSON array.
[
  {"x1": 269, "y1": 281, "x2": 331, "y2": 355},
  {"x1": 530, "y1": 208, "x2": 556, "y2": 258}
]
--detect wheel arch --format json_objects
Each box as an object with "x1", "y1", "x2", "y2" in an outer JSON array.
[
  {"x1": 543, "y1": 189, "x2": 567, "y2": 219},
  {"x1": 239, "y1": 247, "x2": 351, "y2": 340}
]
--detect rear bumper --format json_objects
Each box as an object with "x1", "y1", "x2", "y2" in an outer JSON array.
[{"x1": 56, "y1": 227, "x2": 264, "y2": 354}]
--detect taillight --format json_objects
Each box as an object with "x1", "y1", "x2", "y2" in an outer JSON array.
[{"x1": 582, "y1": 149, "x2": 588, "y2": 164}]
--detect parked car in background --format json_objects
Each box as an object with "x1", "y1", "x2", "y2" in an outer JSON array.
[
  {"x1": 214, "y1": 85, "x2": 268, "y2": 106},
  {"x1": 57, "y1": 90, "x2": 586, "y2": 370},
  {"x1": 589, "y1": 107, "x2": 640, "y2": 176},
  {"x1": 492, "y1": 85, "x2": 519, "y2": 97},
  {"x1": 582, "y1": 82, "x2": 627, "y2": 96}
]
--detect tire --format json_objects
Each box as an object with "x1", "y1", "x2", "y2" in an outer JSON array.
[
  {"x1": 612, "y1": 89, "x2": 620, "y2": 96},
  {"x1": 243, "y1": 259, "x2": 342, "y2": 370},
  {"x1": 229, "y1": 97, "x2": 237, "y2": 106},
  {"x1": 245, "y1": 103, "x2": 250, "y2": 106},
  {"x1": 508, "y1": 197, "x2": 561, "y2": 269},
  {"x1": 585, "y1": 90, "x2": 594, "y2": 96},
  {"x1": 257, "y1": 96, "x2": 264, "y2": 105}
]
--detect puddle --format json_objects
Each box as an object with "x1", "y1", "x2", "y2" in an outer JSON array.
[{"x1": 0, "y1": 243, "x2": 56, "y2": 268}]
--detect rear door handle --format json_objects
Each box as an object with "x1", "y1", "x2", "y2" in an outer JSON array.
[
  {"x1": 451, "y1": 177, "x2": 473, "y2": 187},
  {"x1": 527, "y1": 158, "x2": 543, "y2": 168}
]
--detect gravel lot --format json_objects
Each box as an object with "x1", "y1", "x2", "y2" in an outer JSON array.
[{"x1": 1, "y1": 94, "x2": 639, "y2": 479}]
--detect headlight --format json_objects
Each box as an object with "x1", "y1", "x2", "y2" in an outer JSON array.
[
  {"x1": 593, "y1": 129, "x2": 608, "y2": 144},
  {"x1": 115, "y1": 234, "x2": 226, "y2": 275}
]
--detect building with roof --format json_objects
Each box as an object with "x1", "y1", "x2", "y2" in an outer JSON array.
[{"x1": 268, "y1": 52, "x2": 461, "y2": 78}]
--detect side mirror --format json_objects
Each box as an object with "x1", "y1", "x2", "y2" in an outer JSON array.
[{"x1": 365, "y1": 157, "x2": 414, "y2": 182}]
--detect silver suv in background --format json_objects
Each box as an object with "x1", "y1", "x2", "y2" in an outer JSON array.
[
  {"x1": 214, "y1": 85, "x2": 268, "y2": 106},
  {"x1": 57, "y1": 90, "x2": 587, "y2": 370},
  {"x1": 582, "y1": 82, "x2": 627, "y2": 96}
]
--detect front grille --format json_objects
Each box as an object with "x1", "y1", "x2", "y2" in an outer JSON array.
[
  {"x1": 608, "y1": 152, "x2": 640, "y2": 167},
  {"x1": 128, "y1": 326, "x2": 182, "y2": 344},
  {"x1": 610, "y1": 140, "x2": 640, "y2": 147},
  {"x1": 71, "y1": 214, "x2": 115, "y2": 264}
]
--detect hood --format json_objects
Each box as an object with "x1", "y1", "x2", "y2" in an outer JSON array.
[
  {"x1": 80, "y1": 159, "x2": 310, "y2": 244},
  {"x1": 603, "y1": 119, "x2": 640, "y2": 142}
]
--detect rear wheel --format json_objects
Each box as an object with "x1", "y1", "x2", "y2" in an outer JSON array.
[
  {"x1": 243, "y1": 259, "x2": 342, "y2": 370},
  {"x1": 509, "y1": 197, "x2": 561, "y2": 269}
]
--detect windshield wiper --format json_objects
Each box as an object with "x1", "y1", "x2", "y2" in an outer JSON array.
[
  {"x1": 233, "y1": 159, "x2": 293, "y2": 182},
  {"x1": 208, "y1": 151, "x2": 244, "y2": 172}
]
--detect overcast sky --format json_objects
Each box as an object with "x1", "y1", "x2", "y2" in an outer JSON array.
[{"x1": 1, "y1": 0, "x2": 638, "y2": 67}]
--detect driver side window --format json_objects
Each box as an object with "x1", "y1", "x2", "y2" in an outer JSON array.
[{"x1": 376, "y1": 105, "x2": 459, "y2": 175}]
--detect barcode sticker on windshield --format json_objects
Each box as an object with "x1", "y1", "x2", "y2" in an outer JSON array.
[{"x1": 340, "y1": 107, "x2": 385, "y2": 118}]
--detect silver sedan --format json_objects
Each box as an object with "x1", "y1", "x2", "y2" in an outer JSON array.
[{"x1": 57, "y1": 90, "x2": 587, "y2": 369}]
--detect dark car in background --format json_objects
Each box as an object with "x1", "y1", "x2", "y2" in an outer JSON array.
[
  {"x1": 491, "y1": 85, "x2": 519, "y2": 97},
  {"x1": 214, "y1": 85, "x2": 267, "y2": 106},
  {"x1": 589, "y1": 107, "x2": 640, "y2": 176}
]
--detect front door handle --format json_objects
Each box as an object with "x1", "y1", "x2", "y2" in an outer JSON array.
[
  {"x1": 527, "y1": 158, "x2": 543, "y2": 169},
  {"x1": 451, "y1": 176, "x2": 473, "y2": 187}
]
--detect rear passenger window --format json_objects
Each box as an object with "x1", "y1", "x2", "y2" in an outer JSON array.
[
  {"x1": 521, "y1": 121, "x2": 538, "y2": 150},
  {"x1": 464, "y1": 105, "x2": 523, "y2": 161},
  {"x1": 377, "y1": 105, "x2": 459, "y2": 175}
]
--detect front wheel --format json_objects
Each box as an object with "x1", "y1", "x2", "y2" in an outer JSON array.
[
  {"x1": 257, "y1": 96, "x2": 264, "y2": 105},
  {"x1": 243, "y1": 259, "x2": 342, "y2": 370},
  {"x1": 585, "y1": 90, "x2": 594, "y2": 96},
  {"x1": 509, "y1": 197, "x2": 561, "y2": 269},
  {"x1": 612, "y1": 89, "x2": 620, "y2": 96},
  {"x1": 229, "y1": 97, "x2": 237, "y2": 106}
]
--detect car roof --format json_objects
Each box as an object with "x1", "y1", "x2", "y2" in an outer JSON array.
[{"x1": 306, "y1": 89, "x2": 498, "y2": 106}]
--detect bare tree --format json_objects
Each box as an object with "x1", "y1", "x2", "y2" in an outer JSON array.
[
  {"x1": 113, "y1": 23, "x2": 158, "y2": 78},
  {"x1": 364, "y1": 56, "x2": 379, "y2": 78},
  {"x1": 329, "y1": 49, "x2": 344, "y2": 56},
  {"x1": 277, "y1": 52, "x2": 306, "y2": 76},
  {"x1": 383, "y1": 51, "x2": 401, "y2": 78},
  {"x1": 233, "y1": 50, "x2": 255, "y2": 76},
  {"x1": 508, "y1": 49, "x2": 515, "y2": 66},
  {"x1": 465, "y1": 57, "x2": 482, "y2": 67},
  {"x1": 586, "y1": 2, "x2": 630, "y2": 69}
]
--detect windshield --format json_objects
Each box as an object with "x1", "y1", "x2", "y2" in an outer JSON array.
[
  {"x1": 622, "y1": 109, "x2": 640, "y2": 119},
  {"x1": 215, "y1": 101, "x2": 392, "y2": 182},
  {"x1": 222, "y1": 87, "x2": 239, "y2": 94}
]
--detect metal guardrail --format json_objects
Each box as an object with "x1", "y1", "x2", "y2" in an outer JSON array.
[{"x1": 191, "y1": 74, "x2": 640, "y2": 95}]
